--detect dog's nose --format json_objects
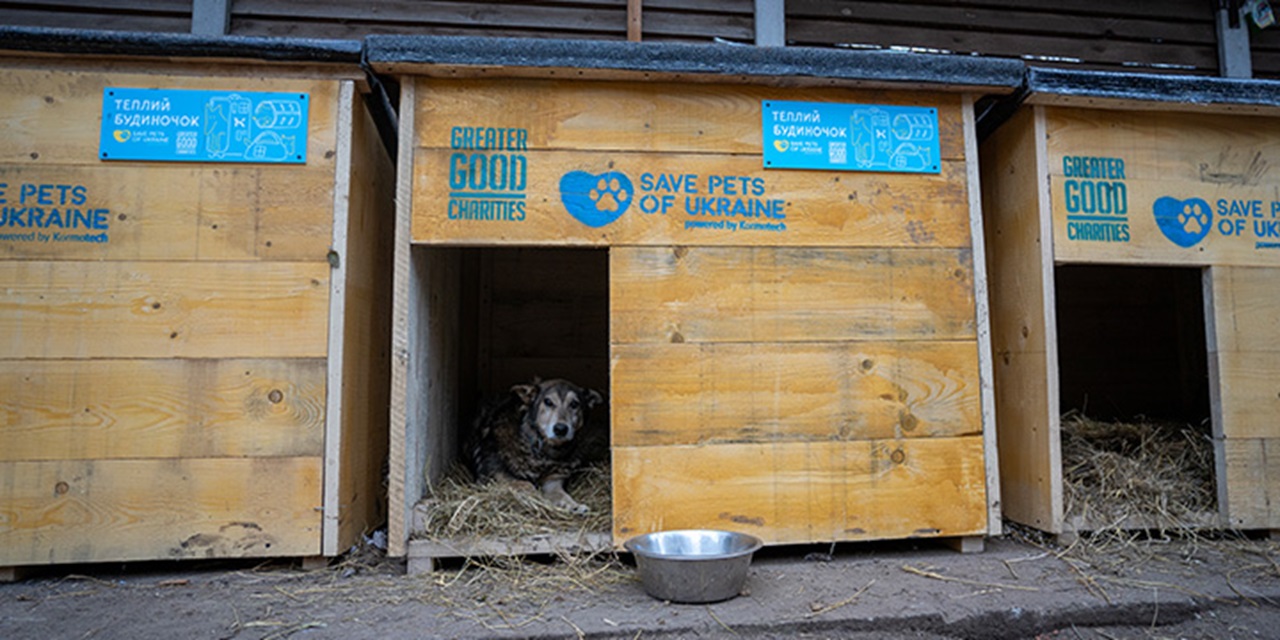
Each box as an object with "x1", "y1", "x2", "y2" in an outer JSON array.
[{"x1": 553, "y1": 423, "x2": 570, "y2": 438}]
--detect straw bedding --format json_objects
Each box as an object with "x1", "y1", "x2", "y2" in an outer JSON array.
[
  {"x1": 415, "y1": 463, "x2": 613, "y2": 543},
  {"x1": 1061, "y1": 411, "x2": 1216, "y2": 532}
]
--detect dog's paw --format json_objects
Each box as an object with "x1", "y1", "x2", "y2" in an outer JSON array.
[{"x1": 553, "y1": 496, "x2": 590, "y2": 515}]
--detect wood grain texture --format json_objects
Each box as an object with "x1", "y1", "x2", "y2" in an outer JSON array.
[
  {"x1": 0, "y1": 358, "x2": 325, "y2": 462},
  {"x1": 0, "y1": 68, "x2": 339, "y2": 167},
  {"x1": 1045, "y1": 107, "x2": 1280, "y2": 186},
  {"x1": 1218, "y1": 438, "x2": 1280, "y2": 529},
  {"x1": 324, "y1": 84, "x2": 395, "y2": 555},
  {"x1": 1210, "y1": 351, "x2": 1280, "y2": 440},
  {"x1": 963, "y1": 93, "x2": 1002, "y2": 537},
  {"x1": 1206, "y1": 267, "x2": 1280, "y2": 441},
  {"x1": 1048, "y1": 176, "x2": 1280, "y2": 268},
  {"x1": 419, "y1": 248, "x2": 462, "y2": 487},
  {"x1": 1044, "y1": 107, "x2": 1280, "y2": 267},
  {"x1": 980, "y1": 106, "x2": 1062, "y2": 533},
  {"x1": 411, "y1": 148, "x2": 971, "y2": 248},
  {"x1": 0, "y1": 164, "x2": 335, "y2": 261},
  {"x1": 406, "y1": 532, "x2": 613, "y2": 574},
  {"x1": 0, "y1": 457, "x2": 322, "y2": 565},
  {"x1": 236, "y1": 0, "x2": 754, "y2": 42},
  {"x1": 610, "y1": 246, "x2": 976, "y2": 344},
  {"x1": 414, "y1": 78, "x2": 966, "y2": 159},
  {"x1": 610, "y1": 341, "x2": 981, "y2": 447},
  {"x1": 1209, "y1": 266, "x2": 1280, "y2": 353},
  {"x1": 0, "y1": 260, "x2": 330, "y2": 359},
  {"x1": 612, "y1": 437, "x2": 987, "y2": 544},
  {"x1": 481, "y1": 247, "x2": 610, "y2": 394},
  {"x1": 387, "y1": 77, "x2": 417, "y2": 559}
]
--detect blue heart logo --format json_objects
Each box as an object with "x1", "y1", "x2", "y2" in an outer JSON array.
[
  {"x1": 1152, "y1": 196, "x2": 1212, "y2": 247},
  {"x1": 559, "y1": 171, "x2": 633, "y2": 227}
]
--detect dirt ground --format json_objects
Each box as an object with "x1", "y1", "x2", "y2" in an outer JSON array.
[{"x1": 2, "y1": 528, "x2": 1279, "y2": 640}]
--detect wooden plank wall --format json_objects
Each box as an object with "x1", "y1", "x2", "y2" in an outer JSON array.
[
  {"x1": 1207, "y1": 266, "x2": 1280, "y2": 529},
  {"x1": 0, "y1": 0, "x2": 192, "y2": 34},
  {"x1": 17, "y1": 1, "x2": 1280, "y2": 79},
  {"x1": 789, "y1": 1, "x2": 1230, "y2": 76},
  {"x1": 406, "y1": 77, "x2": 989, "y2": 546},
  {"x1": 1044, "y1": 108, "x2": 1280, "y2": 269},
  {"x1": 0, "y1": 65, "x2": 340, "y2": 565},
  {"x1": 471, "y1": 248, "x2": 609, "y2": 396},
  {"x1": 978, "y1": 106, "x2": 1061, "y2": 533},
  {"x1": 323, "y1": 82, "x2": 395, "y2": 555},
  {"x1": 986, "y1": 103, "x2": 1280, "y2": 533},
  {"x1": 231, "y1": 0, "x2": 754, "y2": 43}
]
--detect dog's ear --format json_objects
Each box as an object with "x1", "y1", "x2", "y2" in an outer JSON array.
[
  {"x1": 510, "y1": 383, "x2": 538, "y2": 405},
  {"x1": 584, "y1": 388, "x2": 604, "y2": 409}
]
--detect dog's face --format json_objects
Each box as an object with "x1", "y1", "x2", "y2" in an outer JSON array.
[{"x1": 512, "y1": 378, "x2": 603, "y2": 445}]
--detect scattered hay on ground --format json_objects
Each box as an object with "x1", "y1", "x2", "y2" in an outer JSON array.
[{"x1": 1061, "y1": 411, "x2": 1216, "y2": 535}]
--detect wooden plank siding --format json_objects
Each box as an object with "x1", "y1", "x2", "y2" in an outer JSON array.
[
  {"x1": 403, "y1": 75, "x2": 991, "y2": 546},
  {"x1": 0, "y1": 1, "x2": 192, "y2": 34},
  {"x1": 0, "y1": 67, "x2": 356, "y2": 566},
  {"x1": 613, "y1": 438, "x2": 988, "y2": 542},
  {"x1": 15, "y1": 1, "x2": 1280, "y2": 78},
  {"x1": 410, "y1": 79, "x2": 970, "y2": 248},
  {"x1": 1043, "y1": 107, "x2": 1280, "y2": 268},
  {"x1": 978, "y1": 106, "x2": 1062, "y2": 533},
  {"x1": 0, "y1": 457, "x2": 323, "y2": 564},
  {"x1": 1207, "y1": 266, "x2": 1280, "y2": 530},
  {"x1": 323, "y1": 82, "x2": 396, "y2": 555},
  {"x1": 231, "y1": 0, "x2": 754, "y2": 43},
  {"x1": 984, "y1": 101, "x2": 1280, "y2": 536},
  {"x1": 787, "y1": 1, "x2": 1222, "y2": 75}
]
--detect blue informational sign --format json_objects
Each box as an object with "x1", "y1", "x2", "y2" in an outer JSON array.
[
  {"x1": 100, "y1": 87, "x2": 308, "y2": 163},
  {"x1": 762, "y1": 100, "x2": 940, "y2": 174}
]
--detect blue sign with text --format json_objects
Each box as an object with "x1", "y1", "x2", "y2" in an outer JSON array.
[
  {"x1": 762, "y1": 100, "x2": 939, "y2": 174},
  {"x1": 100, "y1": 87, "x2": 308, "y2": 163}
]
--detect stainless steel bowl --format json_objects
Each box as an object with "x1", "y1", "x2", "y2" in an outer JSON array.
[{"x1": 624, "y1": 529, "x2": 764, "y2": 603}]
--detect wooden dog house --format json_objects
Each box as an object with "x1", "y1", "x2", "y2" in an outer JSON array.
[
  {"x1": 981, "y1": 68, "x2": 1280, "y2": 537},
  {"x1": 0, "y1": 30, "x2": 394, "y2": 577},
  {"x1": 370, "y1": 36, "x2": 1024, "y2": 567}
]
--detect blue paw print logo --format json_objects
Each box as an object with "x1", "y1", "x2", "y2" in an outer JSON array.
[
  {"x1": 1153, "y1": 196, "x2": 1212, "y2": 247},
  {"x1": 559, "y1": 171, "x2": 633, "y2": 227}
]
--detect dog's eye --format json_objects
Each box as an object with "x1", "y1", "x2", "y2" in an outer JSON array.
[
  {"x1": 569, "y1": 400, "x2": 579, "y2": 410},
  {"x1": 542, "y1": 398, "x2": 554, "y2": 408}
]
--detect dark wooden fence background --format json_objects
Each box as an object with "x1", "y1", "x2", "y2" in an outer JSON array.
[{"x1": 4, "y1": 1, "x2": 1280, "y2": 77}]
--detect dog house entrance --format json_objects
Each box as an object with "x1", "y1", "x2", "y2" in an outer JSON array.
[
  {"x1": 457, "y1": 247, "x2": 610, "y2": 425},
  {"x1": 408, "y1": 246, "x2": 611, "y2": 570},
  {"x1": 1054, "y1": 264, "x2": 1217, "y2": 530}
]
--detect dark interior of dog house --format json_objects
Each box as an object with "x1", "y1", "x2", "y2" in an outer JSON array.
[
  {"x1": 1054, "y1": 265, "x2": 1210, "y2": 424},
  {"x1": 1054, "y1": 264, "x2": 1217, "y2": 521},
  {"x1": 455, "y1": 247, "x2": 611, "y2": 467}
]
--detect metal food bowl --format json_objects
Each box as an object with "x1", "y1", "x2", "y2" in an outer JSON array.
[{"x1": 624, "y1": 529, "x2": 764, "y2": 603}]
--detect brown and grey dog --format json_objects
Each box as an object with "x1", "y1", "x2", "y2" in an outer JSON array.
[{"x1": 466, "y1": 378, "x2": 604, "y2": 514}]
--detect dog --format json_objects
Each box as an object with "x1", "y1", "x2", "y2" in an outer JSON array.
[{"x1": 466, "y1": 378, "x2": 604, "y2": 514}]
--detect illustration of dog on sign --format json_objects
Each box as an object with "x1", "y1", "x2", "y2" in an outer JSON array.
[{"x1": 467, "y1": 377, "x2": 604, "y2": 514}]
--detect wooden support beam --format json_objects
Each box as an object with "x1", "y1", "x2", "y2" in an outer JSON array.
[
  {"x1": 0, "y1": 566, "x2": 32, "y2": 583},
  {"x1": 942, "y1": 536, "x2": 985, "y2": 554},
  {"x1": 191, "y1": 0, "x2": 231, "y2": 36},
  {"x1": 1216, "y1": 0, "x2": 1252, "y2": 78},
  {"x1": 755, "y1": 0, "x2": 785, "y2": 47},
  {"x1": 627, "y1": 0, "x2": 642, "y2": 42}
]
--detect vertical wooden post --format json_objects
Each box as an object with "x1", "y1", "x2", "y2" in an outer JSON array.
[
  {"x1": 1216, "y1": 0, "x2": 1253, "y2": 78},
  {"x1": 627, "y1": 0, "x2": 643, "y2": 42},
  {"x1": 754, "y1": 0, "x2": 785, "y2": 46},
  {"x1": 191, "y1": 0, "x2": 231, "y2": 36},
  {"x1": 963, "y1": 94, "x2": 1001, "y2": 538},
  {"x1": 388, "y1": 79, "x2": 418, "y2": 559}
]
